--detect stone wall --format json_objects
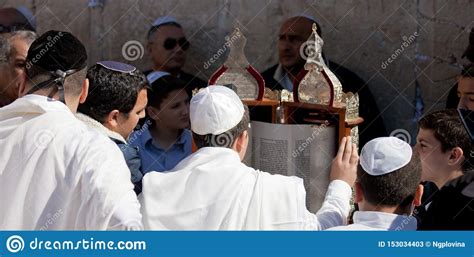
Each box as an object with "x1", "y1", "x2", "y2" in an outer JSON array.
[{"x1": 2, "y1": 0, "x2": 472, "y2": 140}]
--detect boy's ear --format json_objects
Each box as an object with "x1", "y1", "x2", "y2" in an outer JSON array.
[
  {"x1": 233, "y1": 130, "x2": 249, "y2": 161},
  {"x1": 147, "y1": 106, "x2": 160, "y2": 120},
  {"x1": 413, "y1": 184, "x2": 424, "y2": 207},
  {"x1": 448, "y1": 147, "x2": 464, "y2": 168}
]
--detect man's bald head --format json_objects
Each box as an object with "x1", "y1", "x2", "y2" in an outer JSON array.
[{"x1": 278, "y1": 16, "x2": 321, "y2": 71}]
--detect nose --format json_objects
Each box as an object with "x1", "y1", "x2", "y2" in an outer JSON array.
[
  {"x1": 413, "y1": 142, "x2": 420, "y2": 152},
  {"x1": 181, "y1": 104, "x2": 189, "y2": 116},
  {"x1": 458, "y1": 96, "x2": 467, "y2": 109}
]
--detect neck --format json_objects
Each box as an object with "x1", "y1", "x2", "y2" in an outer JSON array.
[
  {"x1": 150, "y1": 123, "x2": 182, "y2": 150},
  {"x1": 359, "y1": 202, "x2": 412, "y2": 216},
  {"x1": 434, "y1": 169, "x2": 464, "y2": 189},
  {"x1": 154, "y1": 66, "x2": 181, "y2": 77},
  {"x1": 28, "y1": 90, "x2": 78, "y2": 113}
]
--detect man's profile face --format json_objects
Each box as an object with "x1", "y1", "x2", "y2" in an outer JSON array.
[
  {"x1": 116, "y1": 88, "x2": 148, "y2": 139},
  {"x1": 148, "y1": 25, "x2": 187, "y2": 73},
  {"x1": 0, "y1": 34, "x2": 29, "y2": 106},
  {"x1": 414, "y1": 128, "x2": 451, "y2": 185},
  {"x1": 457, "y1": 76, "x2": 474, "y2": 110},
  {"x1": 277, "y1": 17, "x2": 313, "y2": 70}
]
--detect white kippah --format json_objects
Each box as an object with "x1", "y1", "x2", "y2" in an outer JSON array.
[
  {"x1": 360, "y1": 137, "x2": 412, "y2": 176},
  {"x1": 190, "y1": 86, "x2": 244, "y2": 135}
]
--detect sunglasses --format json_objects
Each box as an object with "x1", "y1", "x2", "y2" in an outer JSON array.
[
  {"x1": 97, "y1": 61, "x2": 137, "y2": 74},
  {"x1": 163, "y1": 37, "x2": 190, "y2": 51}
]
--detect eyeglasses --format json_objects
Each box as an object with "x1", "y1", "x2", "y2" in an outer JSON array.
[
  {"x1": 163, "y1": 37, "x2": 190, "y2": 51},
  {"x1": 97, "y1": 61, "x2": 137, "y2": 74}
]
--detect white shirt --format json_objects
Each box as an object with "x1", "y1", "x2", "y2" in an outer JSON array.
[
  {"x1": 273, "y1": 64, "x2": 294, "y2": 91},
  {"x1": 327, "y1": 211, "x2": 417, "y2": 231},
  {"x1": 140, "y1": 147, "x2": 352, "y2": 230},
  {"x1": 0, "y1": 95, "x2": 143, "y2": 230}
]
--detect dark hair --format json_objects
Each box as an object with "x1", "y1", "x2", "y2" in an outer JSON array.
[
  {"x1": 418, "y1": 109, "x2": 473, "y2": 172},
  {"x1": 147, "y1": 22, "x2": 182, "y2": 42},
  {"x1": 0, "y1": 35, "x2": 9, "y2": 63},
  {"x1": 193, "y1": 105, "x2": 250, "y2": 149},
  {"x1": 25, "y1": 31, "x2": 87, "y2": 97},
  {"x1": 77, "y1": 64, "x2": 147, "y2": 123},
  {"x1": 147, "y1": 75, "x2": 189, "y2": 109},
  {"x1": 460, "y1": 63, "x2": 474, "y2": 78},
  {"x1": 357, "y1": 153, "x2": 422, "y2": 207}
]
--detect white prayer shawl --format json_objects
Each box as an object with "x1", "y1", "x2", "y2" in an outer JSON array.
[
  {"x1": 75, "y1": 112, "x2": 126, "y2": 143},
  {"x1": 140, "y1": 147, "x2": 352, "y2": 230},
  {"x1": 327, "y1": 211, "x2": 417, "y2": 231},
  {"x1": 0, "y1": 95, "x2": 142, "y2": 230}
]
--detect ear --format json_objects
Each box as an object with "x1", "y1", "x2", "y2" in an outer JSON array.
[
  {"x1": 79, "y1": 78, "x2": 89, "y2": 104},
  {"x1": 146, "y1": 106, "x2": 160, "y2": 120},
  {"x1": 354, "y1": 182, "x2": 364, "y2": 203},
  {"x1": 18, "y1": 74, "x2": 28, "y2": 97},
  {"x1": 233, "y1": 130, "x2": 249, "y2": 161},
  {"x1": 448, "y1": 147, "x2": 464, "y2": 168},
  {"x1": 104, "y1": 110, "x2": 120, "y2": 129},
  {"x1": 413, "y1": 184, "x2": 424, "y2": 207}
]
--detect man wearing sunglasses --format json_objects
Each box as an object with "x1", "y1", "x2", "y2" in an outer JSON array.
[
  {"x1": 0, "y1": 31, "x2": 142, "y2": 230},
  {"x1": 146, "y1": 16, "x2": 206, "y2": 91}
]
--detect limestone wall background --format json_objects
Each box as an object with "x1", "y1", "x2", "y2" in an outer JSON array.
[{"x1": 2, "y1": 0, "x2": 472, "y2": 140}]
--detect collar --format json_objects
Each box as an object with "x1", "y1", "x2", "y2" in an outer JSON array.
[
  {"x1": 142, "y1": 127, "x2": 189, "y2": 150},
  {"x1": 147, "y1": 70, "x2": 171, "y2": 84},
  {"x1": 75, "y1": 112, "x2": 126, "y2": 143},
  {"x1": 272, "y1": 64, "x2": 294, "y2": 91},
  {"x1": 19, "y1": 94, "x2": 70, "y2": 113},
  {"x1": 353, "y1": 211, "x2": 417, "y2": 231}
]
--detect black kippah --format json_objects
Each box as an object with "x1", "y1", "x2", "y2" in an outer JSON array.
[{"x1": 26, "y1": 30, "x2": 87, "y2": 73}]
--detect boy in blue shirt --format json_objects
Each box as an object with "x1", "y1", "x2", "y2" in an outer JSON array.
[{"x1": 130, "y1": 72, "x2": 192, "y2": 173}]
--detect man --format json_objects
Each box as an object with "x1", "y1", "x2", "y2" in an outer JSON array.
[
  {"x1": 0, "y1": 31, "x2": 142, "y2": 230},
  {"x1": 457, "y1": 64, "x2": 474, "y2": 110},
  {"x1": 446, "y1": 27, "x2": 473, "y2": 108},
  {"x1": 0, "y1": 30, "x2": 37, "y2": 107},
  {"x1": 414, "y1": 109, "x2": 473, "y2": 229},
  {"x1": 146, "y1": 16, "x2": 206, "y2": 91},
  {"x1": 140, "y1": 85, "x2": 358, "y2": 230},
  {"x1": 261, "y1": 15, "x2": 386, "y2": 147},
  {"x1": 77, "y1": 61, "x2": 148, "y2": 195},
  {"x1": 328, "y1": 137, "x2": 423, "y2": 230}
]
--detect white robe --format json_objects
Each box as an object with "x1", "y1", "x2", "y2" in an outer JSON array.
[
  {"x1": 0, "y1": 95, "x2": 142, "y2": 230},
  {"x1": 140, "y1": 147, "x2": 352, "y2": 230},
  {"x1": 327, "y1": 211, "x2": 417, "y2": 231}
]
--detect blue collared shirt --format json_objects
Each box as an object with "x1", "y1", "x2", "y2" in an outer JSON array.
[{"x1": 129, "y1": 127, "x2": 192, "y2": 173}]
